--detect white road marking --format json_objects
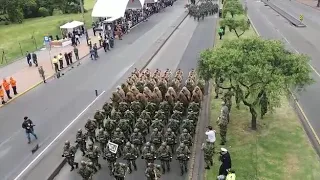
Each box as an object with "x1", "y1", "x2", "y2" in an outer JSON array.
[{"x1": 13, "y1": 90, "x2": 106, "y2": 180}]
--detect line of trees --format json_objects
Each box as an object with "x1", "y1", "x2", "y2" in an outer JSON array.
[
  {"x1": 0, "y1": 0, "x2": 86, "y2": 23},
  {"x1": 198, "y1": 0, "x2": 314, "y2": 130}
]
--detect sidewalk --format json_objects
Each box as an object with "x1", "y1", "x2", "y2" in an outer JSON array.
[
  {"x1": 0, "y1": 29, "x2": 99, "y2": 107},
  {"x1": 296, "y1": 0, "x2": 320, "y2": 10}
]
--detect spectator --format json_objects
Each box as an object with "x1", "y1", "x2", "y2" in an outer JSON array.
[
  {"x1": 68, "y1": 51, "x2": 73, "y2": 65},
  {"x1": 205, "y1": 126, "x2": 216, "y2": 144},
  {"x1": 9, "y1": 77, "x2": 18, "y2": 95},
  {"x1": 218, "y1": 148, "x2": 232, "y2": 178},
  {"x1": 58, "y1": 53, "x2": 64, "y2": 69},
  {"x1": 32, "y1": 53, "x2": 38, "y2": 67},
  {"x1": 64, "y1": 52, "x2": 70, "y2": 66},
  {"x1": 2, "y1": 78, "x2": 11, "y2": 99},
  {"x1": 73, "y1": 46, "x2": 79, "y2": 60},
  {"x1": 38, "y1": 66, "x2": 46, "y2": 83},
  {"x1": 26, "y1": 51, "x2": 32, "y2": 67},
  {"x1": 22, "y1": 116, "x2": 38, "y2": 144}
]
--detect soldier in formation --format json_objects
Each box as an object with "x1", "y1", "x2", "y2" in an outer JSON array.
[
  {"x1": 217, "y1": 101, "x2": 229, "y2": 145},
  {"x1": 62, "y1": 141, "x2": 79, "y2": 171},
  {"x1": 188, "y1": 0, "x2": 219, "y2": 21},
  {"x1": 63, "y1": 68, "x2": 204, "y2": 179},
  {"x1": 202, "y1": 139, "x2": 214, "y2": 169}
]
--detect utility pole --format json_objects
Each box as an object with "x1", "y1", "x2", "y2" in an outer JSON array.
[{"x1": 79, "y1": 0, "x2": 85, "y2": 24}]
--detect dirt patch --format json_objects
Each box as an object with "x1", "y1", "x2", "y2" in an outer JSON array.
[{"x1": 283, "y1": 154, "x2": 299, "y2": 179}]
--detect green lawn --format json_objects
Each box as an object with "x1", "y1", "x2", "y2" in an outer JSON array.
[
  {"x1": 205, "y1": 17, "x2": 320, "y2": 180},
  {"x1": 0, "y1": 0, "x2": 96, "y2": 65}
]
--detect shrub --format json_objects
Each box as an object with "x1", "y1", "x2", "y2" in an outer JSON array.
[{"x1": 38, "y1": 7, "x2": 50, "y2": 17}]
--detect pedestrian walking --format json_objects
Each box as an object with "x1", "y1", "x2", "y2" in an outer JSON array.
[
  {"x1": 22, "y1": 116, "x2": 38, "y2": 144},
  {"x1": 2, "y1": 78, "x2": 11, "y2": 99},
  {"x1": 0, "y1": 85, "x2": 5, "y2": 104},
  {"x1": 64, "y1": 52, "x2": 70, "y2": 66},
  {"x1": 90, "y1": 48, "x2": 96, "y2": 60},
  {"x1": 38, "y1": 66, "x2": 46, "y2": 83},
  {"x1": 58, "y1": 53, "x2": 64, "y2": 69},
  {"x1": 75, "y1": 34, "x2": 80, "y2": 44},
  {"x1": 218, "y1": 27, "x2": 224, "y2": 40},
  {"x1": 73, "y1": 46, "x2": 79, "y2": 60},
  {"x1": 93, "y1": 43, "x2": 99, "y2": 59},
  {"x1": 88, "y1": 38, "x2": 92, "y2": 49},
  {"x1": 32, "y1": 53, "x2": 38, "y2": 67},
  {"x1": 68, "y1": 51, "x2": 73, "y2": 64},
  {"x1": 26, "y1": 51, "x2": 32, "y2": 67},
  {"x1": 9, "y1": 77, "x2": 18, "y2": 95}
]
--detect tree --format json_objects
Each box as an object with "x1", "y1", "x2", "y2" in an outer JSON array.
[
  {"x1": 220, "y1": 16, "x2": 250, "y2": 38},
  {"x1": 198, "y1": 37, "x2": 313, "y2": 130},
  {"x1": 222, "y1": 0, "x2": 244, "y2": 18},
  {"x1": 6, "y1": 0, "x2": 24, "y2": 23}
]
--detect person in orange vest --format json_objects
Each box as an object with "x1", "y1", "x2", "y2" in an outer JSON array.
[
  {"x1": 2, "y1": 78, "x2": 12, "y2": 99},
  {"x1": 0, "y1": 85, "x2": 5, "y2": 104},
  {"x1": 10, "y1": 77, "x2": 18, "y2": 95}
]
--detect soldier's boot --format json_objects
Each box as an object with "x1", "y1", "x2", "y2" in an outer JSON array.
[
  {"x1": 180, "y1": 165, "x2": 184, "y2": 176},
  {"x1": 184, "y1": 164, "x2": 188, "y2": 172},
  {"x1": 133, "y1": 161, "x2": 137, "y2": 171},
  {"x1": 75, "y1": 162, "x2": 79, "y2": 169},
  {"x1": 81, "y1": 149, "x2": 86, "y2": 156},
  {"x1": 167, "y1": 161, "x2": 171, "y2": 172},
  {"x1": 70, "y1": 165, "x2": 74, "y2": 171},
  {"x1": 108, "y1": 164, "x2": 113, "y2": 175},
  {"x1": 161, "y1": 163, "x2": 166, "y2": 174}
]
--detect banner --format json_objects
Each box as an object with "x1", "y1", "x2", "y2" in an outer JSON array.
[{"x1": 107, "y1": 141, "x2": 118, "y2": 154}]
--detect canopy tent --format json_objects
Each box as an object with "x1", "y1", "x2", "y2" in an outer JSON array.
[
  {"x1": 145, "y1": 0, "x2": 158, "y2": 3},
  {"x1": 104, "y1": 15, "x2": 123, "y2": 23},
  {"x1": 60, "y1": 21, "x2": 84, "y2": 29},
  {"x1": 92, "y1": 0, "x2": 145, "y2": 18}
]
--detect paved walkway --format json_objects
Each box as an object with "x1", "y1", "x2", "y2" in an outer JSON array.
[
  {"x1": 0, "y1": 30, "x2": 99, "y2": 107},
  {"x1": 296, "y1": 0, "x2": 320, "y2": 10}
]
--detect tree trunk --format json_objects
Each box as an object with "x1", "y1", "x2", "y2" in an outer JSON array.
[{"x1": 249, "y1": 106, "x2": 257, "y2": 130}]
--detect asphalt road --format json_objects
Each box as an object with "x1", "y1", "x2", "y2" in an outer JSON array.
[
  {"x1": 246, "y1": 0, "x2": 320, "y2": 144},
  {"x1": 53, "y1": 10, "x2": 217, "y2": 180},
  {"x1": 0, "y1": 1, "x2": 189, "y2": 179}
]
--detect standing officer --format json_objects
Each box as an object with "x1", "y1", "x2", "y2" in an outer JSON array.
[
  {"x1": 9, "y1": 77, "x2": 18, "y2": 95},
  {"x1": 73, "y1": 46, "x2": 80, "y2": 60},
  {"x1": 21, "y1": 116, "x2": 38, "y2": 144}
]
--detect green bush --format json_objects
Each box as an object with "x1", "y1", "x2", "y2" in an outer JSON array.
[{"x1": 38, "y1": 7, "x2": 50, "y2": 17}]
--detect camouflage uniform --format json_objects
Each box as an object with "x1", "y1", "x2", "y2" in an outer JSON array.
[
  {"x1": 217, "y1": 102, "x2": 229, "y2": 145},
  {"x1": 85, "y1": 119, "x2": 97, "y2": 143},
  {"x1": 94, "y1": 110, "x2": 105, "y2": 129},
  {"x1": 154, "y1": 110, "x2": 167, "y2": 124},
  {"x1": 140, "y1": 110, "x2": 152, "y2": 131},
  {"x1": 187, "y1": 111, "x2": 199, "y2": 126},
  {"x1": 102, "y1": 102, "x2": 113, "y2": 119},
  {"x1": 150, "y1": 119, "x2": 165, "y2": 133},
  {"x1": 157, "y1": 142, "x2": 172, "y2": 174},
  {"x1": 150, "y1": 128, "x2": 162, "y2": 150},
  {"x1": 112, "y1": 128, "x2": 126, "y2": 157},
  {"x1": 176, "y1": 143, "x2": 190, "y2": 176},
  {"x1": 164, "y1": 128, "x2": 177, "y2": 154},
  {"x1": 174, "y1": 101, "x2": 184, "y2": 113},
  {"x1": 85, "y1": 143, "x2": 101, "y2": 171},
  {"x1": 130, "y1": 128, "x2": 145, "y2": 154},
  {"x1": 181, "y1": 119, "x2": 195, "y2": 136},
  {"x1": 202, "y1": 140, "x2": 214, "y2": 169},
  {"x1": 75, "y1": 129, "x2": 87, "y2": 156},
  {"x1": 123, "y1": 142, "x2": 139, "y2": 173},
  {"x1": 142, "y1": 142, "x2": 156, "y2": 167},
  {"x1": 78, "y1": 161, "x2": 94, "y2": 180},
  {"x1": 97, "y1": 129, "x2": 109, "y2": 153},
  {"x1": 130, "y1": 101, "x2": 142, "y2": 118},
  {"x1": 171, "y1": 110, "x2": 183, "y2": 125},
  {"x1": 222, "y1": 90, "x2": 233, "y2": 113},
  {"x1": 145, "y1": 163, "x2": 162, "y2": 180},
  {"x1": 104, "y1": 118, "x2": 116, "y2": 136},
  {"x1": 118, "y1": 119, "x2": 132, "y2": 139},
  {"x1": 118, "y1": 102, "x2": 129, "y2": 114},
  {"x1": 103, "y1": 144, "x2": 117, "y2": 175},
  {"x1": 159, "y1": 100, "x2": 171, "y2": 120},
  {"x1": 167, "y1": 118, "x2": 180, "y2": 134},
  {"x1": 62, "y1": 141, "x2": 79, "y2": 171},
  {"x1": 134, "y1": 118, "x2": 148, "y2": 142},
  {"x1": 179, "y1": 129, "x2": 193, "y2": 147},
  {"x1": 188, "y1": 102, "x2": 200, "y2": 116},
  {"x1": 111, "y1": 111, "x2": 122, "y2": 122},
  {"x1": 112, "y1": 162, "x2": 127, "y2": 180},
  {"x1": 145, "y1": 102, "x2": 157, "y2": 117},
  {"x1": 124, "y1": 109, "x2": 136, "y2": 127}
]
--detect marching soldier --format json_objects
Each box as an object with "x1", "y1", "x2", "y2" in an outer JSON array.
[
  {"x1": 176, "y1": 143, "x2": 190, "y2": 176},
  {"x1": 97, "y1": 129, "x2": 109, "y2": 153},
  {"x1": 75, "y1": 129, "x2": 87, "y2": 156},
  {"x1": 164, "y1": 128, "x2": 177, "y2": 154},
  {"x1": 134, "y1": 118, "x2": 148, "y2": 142},
  {"x1": 94, "y1": 110, "x2": 105, "y2": 129},
  {"x1": 118, "y1": 118, "x2": 132, "y2": 139},
  {"x1": 150, "y1": 118, "x2": 165, "y2": 133},
  {"x1": 123, "y1": 142, "x2": 139, "y2": 173},
  {"x1": 179, "y1": 129, "x2": 193, "y2": 147},
  {"x1": 167, "y1": 118, "x2": 180, "y2": 134},
  {"x1": 85, "y1": 119, "x2": 97, "y2": 143},
  {"x1": 157, "y1": 142, "x2": 172, "y2": 174},
  {"x1": 130, "y1": 128, "x2": 145, "y2": 154},
  {"x1": 103, "y1": 144, "x2": 118, "y2": 175},
  {"x1": 141, "y1": 142, "x2": 157, "y2": 167},
  {"x1": 113, "y1": 128, "x2": 126, "y2": 157},
  {"x1": 112, "y1": 162, "x2": 127, "y2": 180},
  {"x1": 217, "y1": 101, "x2": 229, "y2": 145},
  {"x1": 85, "y1": 143, "x2": 101, "y2": 171},
  {"x1": 102, "y1": 102, "x2": 113, "y2": 118},
  {"x1": 62, "y1": 141, "x2": 79, "y2": 171},
  {"x1": 202, "y1": 139, "x2": 214, "y2": 169},
  {"x1": 78, "y1": 161, "x2": 94, "y2": 180},
  {"x1": 150, "y1": 128, "x2": 162, "y2": 150},
  {"x1": 145, "y1": 163, "x2": 162, "y2": 180},
  {"x1": 104, "y1": 118, "x2": 117, "y2": 136}
]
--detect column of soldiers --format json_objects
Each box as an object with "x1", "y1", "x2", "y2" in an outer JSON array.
[
  {"x1": 188, "y1": 0, "x2": 219, "y2": 21},
  {"x1": 62, "y1": 68, "x2": 205, "y2": 179}
]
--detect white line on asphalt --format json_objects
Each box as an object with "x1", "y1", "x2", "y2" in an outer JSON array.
[{"x1": 13, "y1": 90, "x2": 106, "y2": 180}]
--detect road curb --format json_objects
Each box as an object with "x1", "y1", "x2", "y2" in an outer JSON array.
[
  {"x1": 295, "y1": 0, "x2": 320, "y2": 11},
  {"x1": 46, "y1": 8, "x2": 192, "y2": 180}
]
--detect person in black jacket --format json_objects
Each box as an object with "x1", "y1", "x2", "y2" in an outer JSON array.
[
  {"x1": 218, "y1": 148, "x2": 232, "y2": 177},
  {"x1": 22, "y1": 116, "x2": 38, "y2": 144}
]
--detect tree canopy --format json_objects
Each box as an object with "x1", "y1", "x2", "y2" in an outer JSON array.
[
  {"x1": 198, "y1": 37, "x2": 313, "y2": 129},
  {"x1": 0, "y1": 0, "x2": 86, "y2": 23}
]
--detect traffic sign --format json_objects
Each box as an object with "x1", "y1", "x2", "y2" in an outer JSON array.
[{"x1": 107, "y1": 141, "x2": 118, "y2": 154}]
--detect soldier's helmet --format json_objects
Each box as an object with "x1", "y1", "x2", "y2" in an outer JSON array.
[
  {"x1": 65, "y1": 140, "x2": 70, "y2": 145},
  {"x1": 147, "y1": 163, "x2": 154, "y2": 167},
  {"x1": 161, "y1": 142, "x2": 167, "y2": 146},
  {"x1": 77, "y1": 129, "x2": 82, "y2": 133},
  {"x1": 183, "y1": 129, "x2": 188, "y2": 133},
  {"x1": 146, "y1": 142, "x2": 151, "y2": 146},
  {"x1": 99, "y1": 129, "x2": 104, "y2": 133},
  {"x1": 180, "y1": 143, "x2": 185, "y2": 147},
  {"x1": 88, "y1": 161, "x2": 93, "y2": 166},
  {"x1": 80, "y1": 160, "x2": 86, "y2": 166},
  {"x1": 167, "y1": 128, "x2": 172, "y2": 132},
  {"x1": 87, "y1": 119, "x2": 91, "y2": 123},
  {"x1": 153, "y1": 128, "x2": 158, "y2": 132},
  {"x1": 126, "y1": 142, "x2": 131, "y2": 147},
  {"x1": 114, "y1": 162, "x2": 120, "y2": 166},
  {"x1": 134, "y1": 128, "x2": 139, "y2": 133},
  {"x1": 116, "y1": 128, "x2": 121, "y2": 132}
]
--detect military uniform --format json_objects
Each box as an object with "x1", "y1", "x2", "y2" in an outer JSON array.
[
  {"x1": 179, "y1": 129, "x2": 193, "y2": 147},
  {"x1": 85, "y1": 119, "x2": 97, "y2": 143},
  {"x1": 103, "y1": 144, "x2": 117, "y2": 175},
  {"x1": 130, "y1": 128, "x2": 144, "y2": 153},
  {"x1": 85, "y1": 143, "x2": 101, "y2": 171},
  {"x1": 140, "y1": 110, "x2": 152, "y2": 128},
  {"x1": 112, "y1": 128, "x2": 126, "y2": 157},
  {"x1": 150, "y1": 128, "x2": 162, "y2": 150},
  {"x1": 62, "y1": 141, "x2": 79, "y2": 171},
  {"x1": 164, "y1": 128, "x2": 177, "y2": 154},
  {"x1": 111, "y1": 111, "x2": 122, "y2": 122},
  {"x1": 181, "y1": 119, "x2": 195, "y2": 136},
  {"x1": 154, "y1": 110, "x2": 167, "y2": 124},
  {"x1": 188, "y1": 102, "x2": 200, "y2": 115},
  {"x1": 102, "y1": 102, "x2": 113, "y2": 119},
  {"x1": 118, "y1": 119, "x2": 132, "y2": 139},
  {"x1": 217, "y1": 102, "x2": 229, "y2": 145},
  {"x1": 134, "y1": 118, "x2": 148, "y2": 141},
  {"x1": 173, "y1": 101, "x2": 184, "y2": 113},
  {"x1": 112, "y1": 162, "x2": 127, "y2": 180},
  {"x1": 159, "y1": 100, "x2": 171, "y2": 120},
  {"x1": 104, "y1": 118, "x2": 116, "y2": 136},
  {"x1": 176, "y1": 143, "x2": 190, "y2": 176},
  {"x1": 202, "y1": 140, "x2": 214, "y2": 169},
  {"x1": 118, "y1": 102, "x2": 129, "y2": 114},
  {"x1": 171, "y1": 110, "x2": 183, "y2": 125},
  {"x1": 187, "y1": 111, "x2": 199, "y2": 126},
  {"x1": 75, "y1": 129, "x2": 87, "y2": 156},
  {"x1": 78, "y1": 161, "x2": 94, "y2": 180},
  {"x1": 123, "y1": 142, "x2": 139, "y2": 173},
  {"x1": 150, "y1": 119, "x2": 164, "y2": 133},
  {"x1": 124, "y1": 109, "x2": 136, "y2": 127},
  {"x1": 130, "y1": 101, "x2": 143, "y2": 118},
  {"x1": 145, "y1": 163, "x2": 162, "y2": 180},
  {"x1": 94, "y1": 110, "x2": 105, "y2": 129},
  {"x1": 167, "y1": 118, "x2": 180, "y2": 134},
  {"x1": 145, "y1": 102, "x2": 157, "y2": 117},
  {"x1": 97, "y1": 129, "x2": 109, "y2": 153},
  {"x1": 157, "y1": 142, "x2": 172, "y2": 174},
  {"x1": 142, "y1": 142, "x2": 156, "y2": 167}
]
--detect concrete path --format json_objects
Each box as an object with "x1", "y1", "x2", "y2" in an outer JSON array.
[
  {"x1": 0, "y1": 0, "x2": 208, "y2": 179},
  {"x1": 246, "y1": 0, "x2": 320, "y2": 152}
]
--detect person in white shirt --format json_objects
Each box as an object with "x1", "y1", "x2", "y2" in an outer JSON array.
[{"x1": 205, "y1": 126, "x2": 216, "y2": 144}]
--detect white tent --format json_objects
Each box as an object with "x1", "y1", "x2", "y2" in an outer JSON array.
[
  {"x1": 92, "y1": 0, "x2": 145, "y2": 18},
  {"x1": 145, "y1": 0, "x2": 158, "y2": 3},
  {"x1": 60, "y1": 21, "x2": 84, "y2": 29}
]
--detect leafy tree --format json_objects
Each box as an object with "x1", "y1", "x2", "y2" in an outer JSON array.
[
  {"x1": 220, "y1": 16, "x2": 249, "y2": 38},
  {"x1": 198, "y1": 37, "x2": 313, "y2": 130},
  {"x1": 6, "y1": 0, "x2": 24, "y2": 23},
  {"x1": 222, "y1": 0, "x2": 244, "y2": 18}
]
